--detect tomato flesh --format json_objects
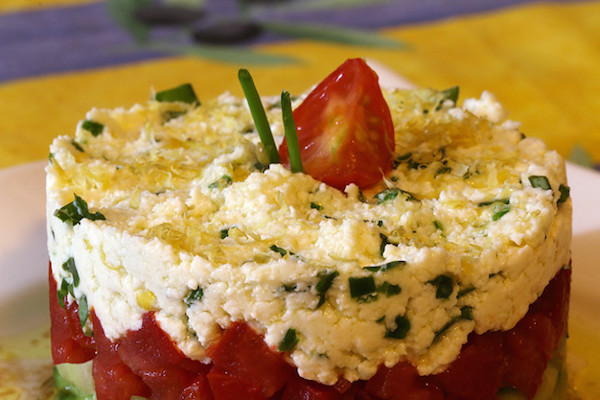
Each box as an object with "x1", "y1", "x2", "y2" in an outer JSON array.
[
  {"x1": 50, "y1": 264, "x2": 570, "y2": 400},
  {"x1": 206, "y1": 321, "x2": 293, "y2": 397},
  {"x1": 278, "y1": 58, "x2": 395, "y2": 190},
  {"x1": 48, "y1": 263, "x2": 95, "y2": 364}
]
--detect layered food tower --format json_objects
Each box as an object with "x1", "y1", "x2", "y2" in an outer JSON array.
[{"x1": 47, "y1": 59, "x2": 572, "y2": 400}]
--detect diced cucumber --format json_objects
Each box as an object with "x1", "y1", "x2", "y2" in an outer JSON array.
[
  {"x1": 53, "y1": 363, "x2": 95, "y2": 400},
  {"x1": 54, "y1": 360, "x2": 148, "y2": 400}
]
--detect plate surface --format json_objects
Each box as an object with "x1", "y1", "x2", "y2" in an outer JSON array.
[{"x1": 0, "y1": 68, "x2": 599, "y2": 397}]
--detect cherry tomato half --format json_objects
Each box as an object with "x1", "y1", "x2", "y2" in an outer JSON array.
[{"x1": 279, "y1": 58, "x2": 395, "y2": 190}]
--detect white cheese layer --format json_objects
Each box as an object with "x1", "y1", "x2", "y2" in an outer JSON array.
[{"x1": 46, "y1": 88, "x2": 571, "y2": 385}]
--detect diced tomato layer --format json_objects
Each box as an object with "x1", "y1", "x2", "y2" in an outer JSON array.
[
  {"x1": 49, "y1": 264, "x2": 570, "y2": 400},
  {"x1": 90, "y1": 311, "x2": 152, "y2": 400},
  {"x1": 48, "y1": 263, "x2": 95, "y2": 364},
  {"x1": 206, "y1": 321, "x2": 293, "y2": 397}
]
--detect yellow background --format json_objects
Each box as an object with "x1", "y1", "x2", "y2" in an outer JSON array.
[{"x1": 0, "y1": 1, "x2": 599, "y2": 169}]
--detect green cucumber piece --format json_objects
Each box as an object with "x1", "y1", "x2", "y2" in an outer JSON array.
[{"x1": 55, "y1": 361, "x2": 95, "y2": 398}]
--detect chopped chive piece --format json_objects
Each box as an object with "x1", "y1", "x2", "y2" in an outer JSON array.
[
  {"x1": 432, "y1": 305, "x2": 473, "y2": 343},
  {"x1": 492, "y1": 203, "x2": 510, "y2": 221},
  {"x1": 529, "y1": 175, "x2": 551, "y2": 190},
  {"x1": 208, "y1": 175, "x2": 232, "y2": 189},
  {"x1": 349, "y1": 276, "x2": 376, "y2": 299},
  {"x1": 457, "y1": 286, "x2": 475, "y2": 298},
  {"x1": 270, "y1": 244, "x2": 287, "y2": 256},
  {"x1": 82, "y1": 120, "x2": 104, "y2": 137},
  {"x1": 379, "y1": 233, "x2": 389, "y2": 257},
  {"x1": 374, "y1": 188, "x2": 415, "y2": 204},
  {"x1": 220, "y1": 228, "x2": 230, "y2": 239},
  {"x1": 281, "y1": 90, "x2": 303, "y2": 173},
  {"x1": 478, "y1": 198, "x2": 510, "y2": 207},
  {"x1": 428, "y1": 275, "x2": 454, "y2": 299},
  {"x1": 363, "y1": 260, "x2": 405, "y2": 272},
  {"x1": 310, "y1": 202, "x2": 323, "y2": 211},
  {"x1": 54, "y1": 194, "x2": 106, "y2": 226},
  {"x1": 71, "y1": 140, "x2": 84, "y2": 152},
  {"x1": 377, "y1": 281, "x2": 401, "y2": 297},
  {"x1": 238, "y1": 69, "x2": 280, "y2": 164},
  {"x1": 184, "y1": 287, "x2": 204, "y2": 306},
  {"x1": 460, "y1": 305, "x2": 473, "y2": 320},
  {"x1": 434, "y1": 166, "x2": 452, "y2": 177},
  {"x1": 315, "y1": 270, "x2": 339, "y2": 308},
  {"x1": 558, "y1": 184, "x2": 570, "y2": 205},
  {"x1": 155, "y1": 83, "x2": 199, "y2": 105},
  {"x1": 279, "y1": 328, "x2": 299, "y2": 352},
  {"x1": 78, "y1": 295, "x2": 89, "y2": 327},
  {"x1": 57, "y1": 279, "x2": 72, "y2": 309},
  {"x1": 62, "y1": 257, "x2": 80, "y2": 287},
  {"x1": 395, "y1": 152, "x2": 412, "y2": 164},
  {"x1": 436, "y1": 86, "x2": 459, "y2": 110},
  {"x1": 374, "y1": 188, "x2": 399, "y2": 204},
  {"x1": 385, "y1": 315, "x2": 411, "y2": 339},
  {"x1": 282, "y1": 283, "x2": 297, "y2": 292},
  {"x1": 433, "y1": 220, "x2": 444, "y2": 232}
]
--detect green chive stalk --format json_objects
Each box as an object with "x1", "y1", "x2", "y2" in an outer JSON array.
[
  {"x1": 281, "y1": 90, "x2": 303, "y2": 173},
  {"x1": 238, "y1": 69, "x2": 280, "y2": 164}
]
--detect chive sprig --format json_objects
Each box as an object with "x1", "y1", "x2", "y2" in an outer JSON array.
[
  {"x1": 281, "y1": 90, "x2": 303, "y2": 173},
  {"x1": 238, "y1": 69, "x2": 280, "y2": 165}
]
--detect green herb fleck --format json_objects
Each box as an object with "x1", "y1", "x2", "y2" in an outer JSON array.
[
  {"x1": 363, "y1": 260, "x2": 405, "y2": 272},
  {"x1": 377, "y1": 281, "x2": 401, "y2": 297},
  {"x1": 71, "y1": 140, "x2": 84, "y2": 152},
  {"x1": 184, "y1": 287, "x2": 204, "y2": 306},
  {"x1": 457, "y1": 286, "x2": 475, "y2": 298},
  {"x1": 208, "y1": 175, "x2": 232, "y2": 189},
  {"x1": 385, "y1": 315, "x2": 411, "y2": 339},
  {"x1": 428, "y1": 275, "x2": 454, "y2": 299},
  {"x1": 282, "y1": 283, "x2": 297, "y2": 292},
  {"x1": 155, "y1": 83, "x2": 199, "y2": 105},
  {"x1": 82, "y1": 120, "x2": 104, "y2": 137},
  {"x1": 379, "y1": 233, "x2": 389, "y2": 257},
  {"x1": 220, "y1": 228, "x2": 230, "y2": 239},
  {"x1": 492, "y1": 203, "x2": 510, "y2": 221},
  {"x1": 436, "y1": 86, "x2": 459, "y2": 110},
  {"x1": 54, "y1": 194, "x2": 106, "y2": 226},
  {"x1": 270, "y1": 244, "x2": 287, "y2": 257},
  {"x1": 310, "y1": 202, "x2": 323, "y2": 211},
  {"x1": 393, "y1": 152, "x2": 413, "y2": 168},
  {"x1": 558, "y1": 184, "x2": 570, "y2": 205},
  {"x1": 78, "y1": 295, "x2": 89, "y2": 327},
  {"x1": 62, "y1": 257, "x2": 79, "y2": 287},
  {"x1": 374, "y1": 188, "x2": 416, "y2": 204},
  {"x1": 56, "y1": 279, "x2": 72, "y2": 309},
  {"x1": 433, "y1": 220, "x2": 444, "y2": 232},
  {"x1": 349, "y1": 276, "x2": 376, "y2": 299},
  {"x1": 478, "y1": 198, "x2": 510, "y2": 207},
  {"x1": 315, "y1": 270, "x2": 339, "y2": 308},
  {"x1": 279, "y1": 328, "x2": 299, "y2": 352},
  {"x1": 529, "y1": 175, "x2": 551, "y2": 190},
  {"x1": 433, "y1": 306, "x2": 473, "y2": 343},
  {"x1": 434, "y1": 166, "x2": 452, "y2": 177}
]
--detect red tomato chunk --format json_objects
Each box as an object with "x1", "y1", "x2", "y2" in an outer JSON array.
[
  {"x1": 278, "y1": 58, "x2": 395, "y2": 191},
  {"x1": 49, "y1": 265, "x2": 570, "y2": 400}
]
